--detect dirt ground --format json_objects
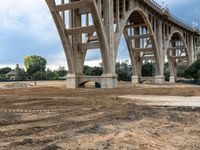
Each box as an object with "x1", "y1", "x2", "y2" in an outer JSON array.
[{"x1": 0, "y1": 81, "x2": 200, "y2": 150}]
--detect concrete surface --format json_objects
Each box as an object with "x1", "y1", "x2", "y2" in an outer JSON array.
[{"x1": 118, "y1": 95, "x2": 200, "y2": 107}]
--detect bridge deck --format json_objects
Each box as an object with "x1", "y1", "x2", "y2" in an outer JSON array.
[{"x1": 143, "y1": 0, "x2": 199, "y2": 33}]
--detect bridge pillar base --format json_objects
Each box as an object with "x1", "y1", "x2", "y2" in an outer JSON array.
[
  {"x1": 155, "y1": 76, "x2": 165, "y2": 84},
  {"x1": 170, "y1": 76, "x2": 176, "y2": 83},
  {"x1": 101, "y1": 74, "x2": 118, "y2": 88},
  {"x1": 132, "y1": 76, "x2": 140, "y2": 84},
  {"x1": 66, "y1": 74, "x2": 79, "y2": 88}
]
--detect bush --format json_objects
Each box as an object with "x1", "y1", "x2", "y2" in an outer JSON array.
[
  {"x1": 164, "y1": 63, "x2": 170, "y2": 81},
  {"x1": 0, "y1": 67, "x2": 12, "y2": 75},
  {"x1": 142, "y1": 62, "x2": 155, "y2": 77},
  {"x1": 184, "y1": 59, "x2": 200, "y2": 80},
  {"x1": 0, "y1": 74, "x2": 7, "y2": 81},
  {"x1": 116, "y1": 62, "x2": 132, "y2": 81},
  {"x1": 83, "y1": 66, "x2": 103, "y2": 76}
]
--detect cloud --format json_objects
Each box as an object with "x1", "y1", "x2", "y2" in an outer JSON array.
[
  {"x1": 47, "y1": 50, "x2": 68, "y2": 70},
  {"x1": 0, "y1": 0, "x2": 61, "y2": 66}
]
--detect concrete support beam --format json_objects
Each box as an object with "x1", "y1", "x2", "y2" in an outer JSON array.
[
  {"x1": 78, "y1": 42, "x2": 100, "y2": 50},
  {"x1": 65, "y1": 25, "x2": 96, "y2": 35},
  {"x1": 101, "y1": 74, "x2": 118, "y2": 88},
  {"x1": 190, "y1": 36, "x2": 195, "y2": 63},
  {"x1": 56, "y1": 1, "x2": 86, "y2": 11},
  {"x1": 125, "y1": 24, "x2": 146, "y2": 29},
  {"x1": 155, "y1": 75, "x2": 165, "y2": 84},
  {"x1": 132, "y1": 48, "x2": 155, "y2": 52},
  {"x1": 132, "y1": 76, "x2": 140, "y2": 84},
  {"x1": 169, "y1": 76, "x2": 176, "y2": 83},
  {"x1": 122, "y1": 0, "x2": 126, "y2": 18},
  {"x1": 129, "y1": 33, "x2": 152, "y2": 39},
  {"x1": 66, "y1": 74, "x2": 79, "y2": 88},
  {"x1": 168, "y1": 46, "x2": 186, "y2": 50}
]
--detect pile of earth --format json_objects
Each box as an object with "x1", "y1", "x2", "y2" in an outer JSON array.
[{"x1": 0, "y1": 82, "x2": 33, "y2": 89}]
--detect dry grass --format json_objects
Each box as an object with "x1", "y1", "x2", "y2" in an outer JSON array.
[{"x1": 0, "y1": 81, "x2": 200, "y2": 149}]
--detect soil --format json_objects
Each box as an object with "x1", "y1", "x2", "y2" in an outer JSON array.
[{"x1": 0, "y1": 81, "x2": 200, "y2": 150}]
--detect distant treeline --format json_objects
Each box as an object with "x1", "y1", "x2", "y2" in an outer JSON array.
[{"x1": 1, "y1": 54, "x2": 199, "y2": 82}]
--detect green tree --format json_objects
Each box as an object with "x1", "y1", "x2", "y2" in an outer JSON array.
[
  {"x1": 24, "y1": 55, "x2": 47, "y2": 78},
  {"x1": 15, "y1": 64, "x2": 27, "y2": 80},
  {"x1": 184, "y1": 59, "x2": 200, "y2": 80},
  {"x1": 0, "y1": 74, "x2": 7, "y2": 81},
  {"x1": 197, "y1": 52, "x2": 200, "y2": 60},
  {"x1": 83, "y1": 65, "x2": 103, "y2": 76},
  {"x1": 116, "y1": 61, "x2": 132, "y2": 81},
  {"x1": 142, "y1": 62, "x2": 156, "y2": 77},
  {"x1": 33, "y1": 71, "x2": 46, "y2": 80},
  {"x1": 45, "y1": 69, "x2": 59, "y2": 80},
  {"x1": 57, "y1": 66, "x2": 67, "y2": 77},
  {"x1": 177, "y1": 63, "x2": 187, "y2": 77},
  {"x1": 164, "y1": 63, "x2": 170, "y2": 81},
  {"x1": 0, "y1": 67, "x2": 12, "y2": 74}
]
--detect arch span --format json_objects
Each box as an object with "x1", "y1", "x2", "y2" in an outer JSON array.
[
  {"x1": 166, "y1": 31, "x2": 191, "y2": 63},
  {"x1": 115, "y1": 8, "x2": 162, "y2": 83},
  {"x1": 165, "y1": 31, "x2": 190, "y2": 82}
]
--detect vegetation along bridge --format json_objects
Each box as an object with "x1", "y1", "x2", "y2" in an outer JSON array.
[{"x1": 46, "y1": 0, "x2": 200, "y2": 88}]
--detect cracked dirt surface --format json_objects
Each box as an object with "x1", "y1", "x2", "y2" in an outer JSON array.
[{"x1": 0, "y1": 81, "x2": 200, "y2": 149}]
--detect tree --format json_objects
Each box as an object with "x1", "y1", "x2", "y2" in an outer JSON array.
[
  {"x1": 83, "y1": 65, "x2": 103, "y2": 76},
  {"x1": 57, "y1": 66, "x2": 67, "y2": 77},
  {"x1": 116, "y1": 61, "x2": 132, "y2": 81},
  {"x1": 45, "y1": 69, "x2": 59, "y2": 80},
  {"x1": 15, "y1": 64, "x2": 27, "y2": 80},
  {"x1": 0, "y1": 74, "x2": 7, "y2": 81},
  {"x1": 197, "y1": 52, "x2": 200, "y2": 60},
  {"x1": 184, "y1": 59, "x2": 200, "y2": 80},
  {"x1": 33, "y1": 71, "x2": 46, "y2": 80},
  {"x1": 0, "y1": 67, "x2": 12, "y2": 75},
  {"x1": 164, "y1": 63, "x2": 170, "y2": 81},
  {"x1": 24, "y1": 55, "x2": 47, "y2": 78},
  {"x1": 142, "y1": 62, "x2": 156, "y2": 77},
  {"x1": 177, "y1": 63, "x2": 187, "y2": 77}
]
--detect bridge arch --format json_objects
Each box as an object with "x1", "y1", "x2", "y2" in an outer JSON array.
[
  {"x1": 165, "y1": 30, "x2": 190, "y2": 82},
  {"x1": 78, "y1": 75, "x2": 101, "y2": 88},
  {"x1": 166, "y1": 31, "x2": 191, "y2": 63},
  {"x1": 79, "y1": 80, "x2": 101, "y2": 88},
  {"x1": 115, "y1": 8, "x2": 161, "y2": 83}
]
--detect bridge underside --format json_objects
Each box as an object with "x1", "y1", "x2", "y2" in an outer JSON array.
[{"x1": 46, "y1": 0, "x2": 199, "y2": 88}]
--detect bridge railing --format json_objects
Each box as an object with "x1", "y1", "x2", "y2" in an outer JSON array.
[
  {"x1": 144, "y1": 0, "x2": 163, "y2": 13},
  {"x1": 144, "y1": 0, "x2": 199, "y2": 33},
  {"x1": 169, "y1": 13, "x2": 195, "y2": 31}
]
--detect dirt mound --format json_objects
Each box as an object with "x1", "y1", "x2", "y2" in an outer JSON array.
[{"x1": 0, "y1": 82, "x2": 33, "y2": 89}]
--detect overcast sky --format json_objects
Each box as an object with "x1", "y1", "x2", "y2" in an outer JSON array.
[{"x1": 0, "y1": 0, "x2": 199, "y2": 69}]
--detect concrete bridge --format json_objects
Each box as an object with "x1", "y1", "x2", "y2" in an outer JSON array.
[{"x1": 46, "y1": 0, "x2": 200, "y2": 88}]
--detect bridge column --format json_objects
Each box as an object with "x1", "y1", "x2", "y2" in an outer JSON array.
[
  {"x1": 101, "y1": 0, "x2": 118, "y2": 88},
  {"x1": 131, "y1": 27, "x2": 142, "y2": 84},
  {"x1": 168, "y1": 58, "x2": 176, "y2": 83},
  {"x1": 123, "y1": 26, "x2": 140, "y2": 84},
  {"x1": 169, "y1": 61, "x2": 177, "y2": 83},
  {"x1": 67, "y1": 74, "x2": 79, "y2": 88},
  {"x1": 190, "y1": 35, "x2": 195, "y2": 62},
  {"x1": 66, "y1": 7, "x2": 84, "y2": 88},
  {"x1": 169, "y1": 76, "x2": 176, "y2": 83},
  {"x1": 155, "y1": 19, "x2": 165, "y2": 84},
  {"x1": 168, "y1": 42, "x2": 177, "y2": 83}
]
